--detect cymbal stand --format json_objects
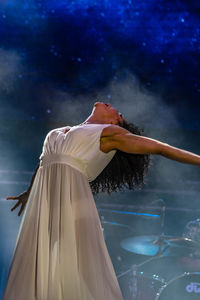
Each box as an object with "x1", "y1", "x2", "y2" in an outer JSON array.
[{"x1": 153, "y1": 199, "x2": 170, "y2": 256}]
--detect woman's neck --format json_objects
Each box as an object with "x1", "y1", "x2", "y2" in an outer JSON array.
[
  {"x1": 81, "y1": 121, "x2": 109, "y2": 124},
  {"x1": 81, "y1": 116, "x2": 110, "y2": 125}
]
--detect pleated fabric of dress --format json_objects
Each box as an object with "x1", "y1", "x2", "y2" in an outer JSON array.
[{"x1": 2, "y1": 124, "x2": 124, "y2": 300}]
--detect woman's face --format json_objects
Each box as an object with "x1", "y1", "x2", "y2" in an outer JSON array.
[{"x1": 94, "y1": 102, "x2": 124, "y2": 125}]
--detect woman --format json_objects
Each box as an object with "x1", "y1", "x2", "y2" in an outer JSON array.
[{"x1": 3, "y1": 102, "x2": 200, "y2": 300}]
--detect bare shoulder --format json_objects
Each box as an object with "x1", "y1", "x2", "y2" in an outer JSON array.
[
  {"x1": 100, "y1": 125, "x2": 130, "y2": 153},
  {"x1": 101, "y1": 124, "x2": 129, "y2": 137}
]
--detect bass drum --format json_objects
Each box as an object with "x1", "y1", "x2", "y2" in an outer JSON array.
[
  {"x1": 118, "y1": 268, "x2": 165, "y2": 300},
  {"x1": 137, "y1": 256, "x2": 188, "y2": 282},
  {"x1": 156, "y1": 272, "x2": 200, "y2": 300}
]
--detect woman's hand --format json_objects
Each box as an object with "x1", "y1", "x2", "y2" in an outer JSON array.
[
  {"x1": 6, "y1": 191, "x2": 29, "y2": 216},
  {"x1": 6, "y1": 163, "x2": 40, "y2": 216}
]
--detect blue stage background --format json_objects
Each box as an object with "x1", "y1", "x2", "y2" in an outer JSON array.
[{"x1": 1, "y1": 1, "x2": 200, "y2": 299}]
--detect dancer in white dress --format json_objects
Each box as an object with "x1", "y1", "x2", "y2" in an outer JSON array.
[{"x1": 3, "y1": 102, "x2": 200, "y2": 300}]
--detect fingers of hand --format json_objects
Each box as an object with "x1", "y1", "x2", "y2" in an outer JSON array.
[
  {"x1": 11, "y1": 201, "x2": 21, "y2": 211},
  {"x1": 18, "y1": 204, "x2": 25, "y2": 216}
]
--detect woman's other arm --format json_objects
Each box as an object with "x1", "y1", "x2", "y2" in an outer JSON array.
[{"x1": 6, "y1": 163, "x2": 40, "y2": 216}]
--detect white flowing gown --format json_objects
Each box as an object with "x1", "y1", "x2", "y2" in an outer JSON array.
[{"x1": 3, "y1": 123, "x2": 124, "y2": 300}]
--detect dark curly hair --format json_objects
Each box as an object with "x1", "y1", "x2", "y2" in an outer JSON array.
[{"x1": 90, "y1": 119, "x2": 151, "y2": 194}]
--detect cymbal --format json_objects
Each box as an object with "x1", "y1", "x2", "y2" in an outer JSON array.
[
  {"x1": 120, "y1": 235, "x2": 200, "y2": 256},
  {"x1": 166, "y1": 237, "x2": 200, "y2": 249},
  {"x1": 120, "y1": 235, "x2": 168, "y2": 256}
]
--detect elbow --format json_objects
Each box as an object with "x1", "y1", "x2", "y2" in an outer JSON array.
[{"x1": 158, "y1": 142, "x2": 169, "y2": 156}]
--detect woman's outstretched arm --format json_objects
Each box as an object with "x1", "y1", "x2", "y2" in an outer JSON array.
[
  {"x1": 101, "y1": 125, "x2": 200, "y2": 166},
  {"x1": 6, "y1": 163, "x2": 40, "y2": 216}
]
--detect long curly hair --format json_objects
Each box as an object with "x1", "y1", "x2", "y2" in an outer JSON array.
[{"x1": 90, "y1": 119, "x2": 151, "y2": 194}]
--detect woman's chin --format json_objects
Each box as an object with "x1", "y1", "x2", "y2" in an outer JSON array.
[{"x1": 94, "y1": 101, "x2": 102, "y2": 107}]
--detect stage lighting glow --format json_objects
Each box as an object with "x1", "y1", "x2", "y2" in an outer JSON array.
[{"x1": 99, "y1": 208, "x2": 160, "y2": 218}]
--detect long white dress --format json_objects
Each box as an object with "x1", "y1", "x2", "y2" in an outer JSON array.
[{"x1": 3, "y1": 123, "x2": 124, "y2": 300}]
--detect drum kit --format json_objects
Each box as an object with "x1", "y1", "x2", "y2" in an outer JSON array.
[
  {"x1": 118, "y1": 234, "x2": 200, "y2": 299},
  {"x1": 101, "y1": 202, "x2": 200, "y2": 300}
]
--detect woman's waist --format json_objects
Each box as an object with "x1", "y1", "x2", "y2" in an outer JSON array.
[{"x1": 39, "y1": 153, "x2": 87, "y2": 176}]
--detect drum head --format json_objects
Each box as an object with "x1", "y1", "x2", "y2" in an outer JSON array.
[
  {"x1": 156, "y1": 272, "x2": 200, "y2": 300},
  {"x1": 138, "y1": 256, "x2": 194, "y2": 282}
]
